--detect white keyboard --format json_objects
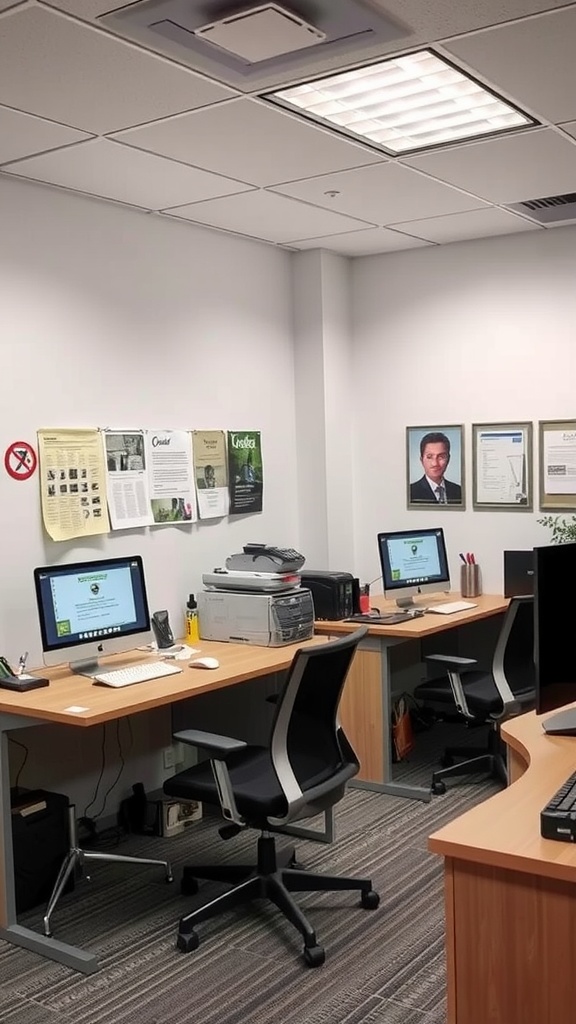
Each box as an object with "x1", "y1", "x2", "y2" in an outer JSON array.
[
  {"x1": 93, "y1": 661, "x2": 182, "y2": 687},
  {"x1": 427, "y1": 600, "x2": 477, "y2": 615}
]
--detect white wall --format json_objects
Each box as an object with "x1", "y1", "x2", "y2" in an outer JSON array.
[
  {"x1": 350, "y1": 225, "x2": 576, "y2": 593},
  {"x1": 0, "y1": 175, "x2": 298, "y2": 809}
]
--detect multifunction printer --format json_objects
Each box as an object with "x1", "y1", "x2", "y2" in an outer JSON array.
[{"x1": 198, "y1": 544, "x2": 314, "y2": 647}]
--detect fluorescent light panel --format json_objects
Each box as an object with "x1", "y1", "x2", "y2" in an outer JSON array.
[{"x1": 270, "y1": 50, "x2": 532, "y2": 153}]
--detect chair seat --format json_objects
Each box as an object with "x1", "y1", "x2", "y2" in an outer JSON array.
[
  {"x1": 164, "y1": 746, "x2": 347, "y2": 823},
  {"x1": 415, "y1": 670, "x2": 503, "y2": 717}
]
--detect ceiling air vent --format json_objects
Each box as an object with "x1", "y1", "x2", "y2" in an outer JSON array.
[
  {"x1": 507, "y1": 193, "x2": 576, "y2": 225},
  {"x1": 194, "y1": 5, "x2": 326, "y2": 62}
]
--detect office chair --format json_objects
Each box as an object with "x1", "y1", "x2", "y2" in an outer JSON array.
[
  {"x1": 163, "y1": 627, "x2": 379, "y2": 967},
  {"x1": 414, "y1": 596, "x2": 535, "y2": 794},
  {"x1": 43, "y1": 804, "x2": 173, "y2": 937}
]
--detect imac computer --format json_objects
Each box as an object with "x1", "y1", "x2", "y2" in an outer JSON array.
[
  {"x1": 535, "y1": 542, "x2": 576, "y2": 735},
  {"x1": 377, "y1": 527, "x2": 450, "y2": 608},
  {"x1": 34, "y1": 554, "x2": 152, "y2": 676}
]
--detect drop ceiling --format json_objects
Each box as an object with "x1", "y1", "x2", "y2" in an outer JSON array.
[{"x1": 1, "y1": 0, "x2": 576, "y2": 255}]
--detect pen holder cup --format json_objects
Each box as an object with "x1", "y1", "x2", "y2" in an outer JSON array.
[{"x1": 461, "y1": 563, "x2": 482, "y2": 599}]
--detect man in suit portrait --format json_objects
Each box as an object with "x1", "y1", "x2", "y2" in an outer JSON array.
[{"x1": 410, "y1": 431, "x2": 462, "y2": 504}]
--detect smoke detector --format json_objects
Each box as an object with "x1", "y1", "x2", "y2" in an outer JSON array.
[{"x1": 193, "y1": 4, "x2": 325, "y2": 62}]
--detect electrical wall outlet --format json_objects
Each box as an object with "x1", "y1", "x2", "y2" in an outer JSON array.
[{"x1": 162, "y1": 746, "x2": 175, "y2": 770}]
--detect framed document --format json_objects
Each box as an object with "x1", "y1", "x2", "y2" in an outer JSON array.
[
  {"x1": 472, "y1": 422, "x2": 532, "y2": 510},
  {"x1": 406, "y1": 425, "x2": 464, "y2": 509},
  {"x1": 538, "y1": 419, "x2": 576, "y2": 511}
]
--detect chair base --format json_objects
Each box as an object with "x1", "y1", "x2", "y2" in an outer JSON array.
[
  {"x1": 176, "y1": 834, "x2": 379, "y2": 966},
  {"x1": 43, "y1": 806, "x2": 173, "y2": 937},
  {"x1": 431, "y1": 725, "x2": 508, "y2": 794}
]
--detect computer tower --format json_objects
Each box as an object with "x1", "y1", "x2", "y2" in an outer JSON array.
[
  {"x1": 299, "y1": 571, "x2": 355, "y2": 620},
  {"x1": 11, "y1": 789, "x2": 71, "y2": 913}
]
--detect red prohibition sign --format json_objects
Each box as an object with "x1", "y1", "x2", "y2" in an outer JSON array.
[{"x1": 4, "y1": 441, "x2": 38, "y2": 481}]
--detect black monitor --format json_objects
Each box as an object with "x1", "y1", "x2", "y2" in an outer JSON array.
[
  {"x1": 34, "y1": 554, "x2": 151, "y2": 675},
  {"x1": 534, "y1": 542, "x2": 576, "y2": 735},
  {"x1": 377, "y1": 527, "x2": 450, "y2": 608}
]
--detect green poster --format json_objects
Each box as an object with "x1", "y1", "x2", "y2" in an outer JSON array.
[{"x1": 227, "y1": 430, "x2": 263, "y2": 515}]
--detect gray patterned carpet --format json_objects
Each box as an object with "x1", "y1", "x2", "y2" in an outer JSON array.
[{"x1": 0, "y1": 726, "x2": 499, "y2": 1024}]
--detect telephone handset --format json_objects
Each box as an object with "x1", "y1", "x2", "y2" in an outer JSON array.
[
  {"x1": 151, "y1": 610, "x2": 175, "y2": 649},
  {"x1": 226, "y1": 544, "x2": 305, "y2": 573}
]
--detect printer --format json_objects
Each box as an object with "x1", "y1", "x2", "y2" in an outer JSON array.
[{"x1": 198, "y1": 544, "x2": 314, "y2": 647}]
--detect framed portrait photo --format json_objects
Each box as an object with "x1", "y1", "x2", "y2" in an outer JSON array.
[
  {"x1": 406, "y1": 425, "x2": 465, "y2": 510},
  {"x1": 472, "y1": 422, "x2": 533, "y2": 511}
]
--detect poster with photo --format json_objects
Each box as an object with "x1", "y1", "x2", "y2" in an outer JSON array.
[
  {"x1": 37, "y1": 428, "x2": 110, "y2": 541},
  {"x1": 146, "y1": 429, "x2": 197, "y2": 525},
  {"x1": 193, "y1": 430, "x2": 229, "y2": 519},
  {"x1": 103, "y1": 430, "x2": 153, "y2": 530},
  {"x1": 227, "y1": 430, "x2": 263, "y2": 515}
]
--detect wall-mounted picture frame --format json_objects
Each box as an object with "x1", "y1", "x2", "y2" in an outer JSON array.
[
  {"x1": 406, "y1": 425, "x2": 465, "y2": 509},
  {"x1": 472, "y1": 422, "x2": 533, "y2": 510},
  {"x1": 538, "y1": 419, "x2": 576, "y2": 511}
]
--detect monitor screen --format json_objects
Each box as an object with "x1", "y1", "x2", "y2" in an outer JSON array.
[
  {"x1": 534, "y1": 542, "x2": 576, "y2": 734},
  {"x1": 34, "y1": 555, "x2": 151, "y2": 671},
  {"x1": 377, "y1": 528, "x2": 450, "y2": 608}
]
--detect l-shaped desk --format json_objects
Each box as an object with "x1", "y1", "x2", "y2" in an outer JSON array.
[
  {"x1": 0, "y1": 595, "x2": 507, "y2": 973},
  {"x1": 429, "y1": 706, "x2": 576, "y2": 1024}
]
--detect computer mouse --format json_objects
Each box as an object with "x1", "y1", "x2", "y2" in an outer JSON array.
[{"x1": 189, "y1": 657, "x2": 220, "y2": 670}]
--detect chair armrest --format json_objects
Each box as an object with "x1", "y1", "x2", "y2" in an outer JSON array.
[
  {"x1": 425, "y1": 654, "x2": 478, "y2": 671},
  {"x1": 173, "y1": 729, "x2": 247, "y2": 759}
]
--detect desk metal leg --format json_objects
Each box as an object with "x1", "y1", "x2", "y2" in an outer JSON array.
[
  {"x1": 349, "y1": 637, "x2": 431, "y2": 803},
  {"x1": 0, "y1": 715, "x2": 99, "y2": 974}
]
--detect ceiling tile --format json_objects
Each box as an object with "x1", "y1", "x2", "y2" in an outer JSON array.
[
  {"x1": 0, "y1": 5, "x2": 236, "y2": 135},
  {"x1": 290, "y1": 228, "x2": 431, "y2": 256},
  {"x1": 0, "y1": 105, "x2": 90, "y2": 164},
  {"x1": 272, "y1": 162, "x2": 489, "y2": 226},
  {"x1": 41, "y1": 0, "x2": 127, "y2": 15},
  {"x1": 403, "y1": 128, "x2": 576, "y2": 205},
  {"x1": 392, "y1": 208, "x2": 540, "y2": 244},
  {"x1": 112, "y1": 99, "x2": 382, "y2": 187},
  {"x1": 443, "y1": 7, "x2": 576, "y2": 124},
  {"x1": 163, "y1": 190, "x2": 373, "y2": 244},
  {"x1": 3, "y1": 139, "x2": 254, "y2": 210}
]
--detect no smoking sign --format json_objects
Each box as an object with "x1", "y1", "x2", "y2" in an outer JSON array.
[{"x1": 4, "y1": 441, "x2": 37, "y2": 481}]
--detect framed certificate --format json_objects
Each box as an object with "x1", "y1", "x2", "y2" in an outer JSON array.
[
  {"x1": 472, "y1": 422, "x2": 532, "y2": 510},
  {"x1": 539, "y1": 419, "x2": 576, "y2": 511}
]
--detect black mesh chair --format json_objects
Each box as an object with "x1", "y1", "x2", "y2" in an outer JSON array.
[
  {"x1": 414, "y1": 596, "x2": 535, "y2": 794},
  {"x1": 163, "y1": 627, "x2": 379, "y2": 967}
]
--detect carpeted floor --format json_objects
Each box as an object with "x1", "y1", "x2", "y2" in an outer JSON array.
[{"x1": 0, "y1": 724, "x2": 499, "y2": 1024}]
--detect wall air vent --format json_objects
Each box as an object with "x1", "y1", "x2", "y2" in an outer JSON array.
[
  {"x1": 507, "y1": 193, "x2": 576, "y2": 225},
  {"x1": 194, "y1": 5, "x2": 326, "y2": 63}
]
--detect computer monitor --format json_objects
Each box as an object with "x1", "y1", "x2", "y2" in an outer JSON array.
[
  {"x1": 34, "y1": 554, "x2": 152, "y2": 675},
  {"x1": 377, "y1": 527, "x2": 450, "y2": 608},
  {"x1": 534, "y1": 542, "x2": 576, "y2": 735}
]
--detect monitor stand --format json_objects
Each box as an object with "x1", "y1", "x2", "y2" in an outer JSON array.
[
  {"x1": 396, "y1": 596, "x2": 417, "y2": 609},
  {"x1": 542, "y1": 709, "x2": 576, "y2": 736}
]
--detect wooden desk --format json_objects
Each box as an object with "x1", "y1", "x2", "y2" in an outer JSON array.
[
  {"x1": 315, "y1": 595, "x2": 508, "y2": 802},
  {"x1": 429, "y1": 707, "x2": 576, "y2": 1024},
  {"x1": 0, "y1": 637, "x2": 326, "y2": 973}
]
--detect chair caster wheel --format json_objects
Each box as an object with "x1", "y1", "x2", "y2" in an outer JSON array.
[
  {"x1": 304, "y1": 944, "x2": 325, "y2": 967},
  {"x1": 432, "y1": 780, "x2": 447, "y2": 795},
  {"x1": 361, "y1": 889, "x2": 380, "y2": 910},
  {"x1": 181, "y1": 876, "x2": 199, "y2": 896},
  {"x1": 177, "y1": 930, "x2": 200, "y2": 953},
  {"x1": 166, "y1": 873, "x2": 174, "y2": 884}
]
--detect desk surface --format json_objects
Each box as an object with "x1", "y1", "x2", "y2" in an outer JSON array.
[
  {"x1": 0, "y1": 637, "x2": 327, "y2": 728},
  {"x1": 429, "y1": 704, "x2": 576, "y2": 883},
  {"x1": 315, "y1": 593, "x2": 508, "y2": 638}
]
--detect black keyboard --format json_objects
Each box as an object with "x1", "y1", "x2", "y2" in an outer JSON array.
[
  {"x1": 344, "y1": 612, "x2": 423, "y2": 625},
  {"x1": 540, "y1": 770, "x2": 576, "y2": 842}
]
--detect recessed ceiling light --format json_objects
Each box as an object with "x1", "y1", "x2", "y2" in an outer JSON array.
[{"x1": 267, "y1": 50, "x2": 534, "y2": 154}]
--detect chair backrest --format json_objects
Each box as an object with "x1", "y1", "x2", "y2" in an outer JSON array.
[
  {"x1": 267, "y1": 627, "x2": 367, "y2": 827},
  {"x1": 492, "y1": 595, "x2": 535, "y2": 716}
]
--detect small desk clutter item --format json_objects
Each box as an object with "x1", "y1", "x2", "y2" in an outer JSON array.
[{"x1": 0, "y1": 655, "x2": 49, "y2": 691}]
